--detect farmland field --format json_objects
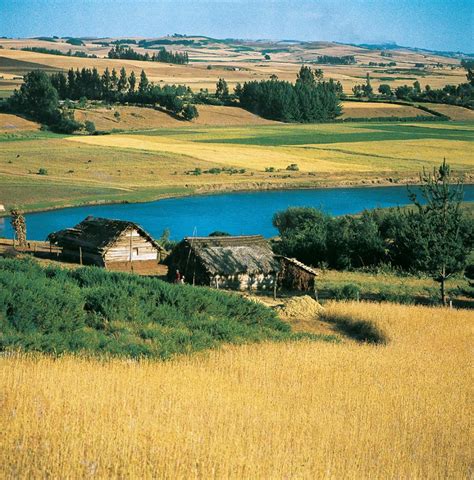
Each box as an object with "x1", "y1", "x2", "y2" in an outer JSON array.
[
  {"x1": 0, "y1": 37, "x2": 468, "y2": 94},
  {"x1": 1, "y1": 301, "x2": 471, "y2": 478},
  {"x1": 0, "y1": 121, "x2": 472, "y2": 212}
]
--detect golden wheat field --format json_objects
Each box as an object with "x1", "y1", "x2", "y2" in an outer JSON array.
[{"x1": 1, "y1": 301, "x2": 472, "y2": 479}]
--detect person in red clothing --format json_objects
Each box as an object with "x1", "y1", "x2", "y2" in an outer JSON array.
[{"x1": 175, "y1": 269, "x2": 181, "y2": 284}]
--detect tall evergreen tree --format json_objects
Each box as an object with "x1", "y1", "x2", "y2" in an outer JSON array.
[
  {"x1": 128, "y1": 71, "x2": 137, "y2": 94},
  {"x1": 118, "y1": 67, "x2": 128, "y2": 94},
  {"x1": 400, "y1": 160, "x2": 472, "y2": 305},
  {"x1": 215, "y1": 78, "x2": 229, "y2": 100}
]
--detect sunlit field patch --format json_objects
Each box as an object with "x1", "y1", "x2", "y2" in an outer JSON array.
[{"x1": 1, "y1": 302, "x2": 471, "y2": 478}]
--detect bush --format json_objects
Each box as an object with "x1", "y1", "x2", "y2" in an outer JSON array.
[
  {"x1": 286, "y1": 163, "x2": 299, "y2": 171},
  {"x1": 328, "y1": 283, "x2": 361, "y2": 301},
  {"x1": 37, "y1": 167, "x2": 48, "y2": 175},
  {"x1": 0, "y1": 258, "x2": 324, "y2": 359},
  {"x1": 84, "y1": 120, "x2": 96, "y2": 134},
  {"x1": 182, "y1": 104, "x2": 199, "y2": 120}
]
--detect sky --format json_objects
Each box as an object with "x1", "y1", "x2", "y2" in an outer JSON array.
[{"x1": 0, "y1": 0, "x2": 472, "y2": 52}]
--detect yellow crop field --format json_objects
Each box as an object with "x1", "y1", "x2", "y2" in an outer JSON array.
[
  {"x1": 0, "y1": 39, "x2": 468, "y2": 94},
  {"x1": 340, "y1": 101, "x2": 433, "y2": 119},
  {"x1": 1, "y1": 301, "x2": 471, "y2": 478}
]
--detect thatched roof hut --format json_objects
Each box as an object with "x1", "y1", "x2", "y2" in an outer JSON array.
[
  {"x1": 165, "y1": 235, "x2": 280, "y2": 290},
  {"x1": 48, "y1": 216, "x2": 166, "y2": 268}
]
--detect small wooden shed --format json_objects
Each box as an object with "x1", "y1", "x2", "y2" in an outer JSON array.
[
  {"x1": 277, "y1": 256, "x2": 318, "y2": 292},
  {"x1": 165, "y1": 235, "x2": 280, "y2": 290},
  {"x1": 48, "y1": 216, "x2": 166, "y2": 269}
]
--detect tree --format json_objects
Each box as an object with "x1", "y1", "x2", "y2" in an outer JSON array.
[
  {"x1": 128, "y1": 71, "x2": 136, "y2": 94},
  {"x1": 296, "y1": 65, "x2": 316, "y2": 87},
  {"x1": 362, "y1": 73, "x2": 373, "y2": 97},
  {"x1": 182, "y1": 103, "x2": 199, "y2": 120},
  {"x1": 117, "y1": 67, "x2": 128, "y2": 94},
  {"x1": 272, "y1": 207, "x2": 331, "y2": 266},
  {"x1": 461, "y1": 59, "x2": 474, "y2": 86},
  {"x1": 413, "y1": 80, "x2": 421, "y2": 94},
  {"x1": 84, "y1": 120, "x2": 96, "y2": 134},
  {"x1": 378, "y1": 84, "x2": 392, "y2": 96},
  {"x1": 138, "y1": 70, "x2": 149, "y2": 95},
  {"x1": 215, "y1": 78, "x2": 229, "y2": 100},
  {"x1": 400, "y1": 160, "x2": 473, "y2": 305},
  {"x1": 10, "y1": 209, "x2": 27, "y2": 246},
  {"x1": 10, "y1": 70, "x2": 59, "y2": 123}
]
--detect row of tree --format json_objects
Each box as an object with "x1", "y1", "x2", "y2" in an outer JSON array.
[
  {"x1": 49, "y1": 67, "x2": 197, "y2": 118},
  {"x1": 21, "y1": 47, "x2": 97, "y2": 58},
  {"x1": 107, "y1": 44, "x2": 189, "y2": 64},
  {"x1": 272, "y1": 161, "x2": 473, "y2": 305},
  {"x1": 235, "y1": 66, "x2": 343, "y2": 122},
  {"x1": 1, "y1": 67, "x2": 199, "y2": 131},
  {"x1": 352, "y1": 61, "x2": 474, "y2": 108},
  {"x1": 314, "y1": 55, "x2": 356, "y2": 65}
]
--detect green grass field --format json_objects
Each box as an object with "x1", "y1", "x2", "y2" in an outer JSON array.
[{"x1": 0, "y1": 121, "x2": 472, "y2": 212}]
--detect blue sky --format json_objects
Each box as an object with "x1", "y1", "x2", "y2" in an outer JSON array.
[{"x1": 1, "y1": 0, "x2": 472, "y2": 52}]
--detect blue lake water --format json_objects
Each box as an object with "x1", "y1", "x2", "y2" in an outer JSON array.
[{"x1": 1, "y1": 185, "x2": 473, "y2": 241}]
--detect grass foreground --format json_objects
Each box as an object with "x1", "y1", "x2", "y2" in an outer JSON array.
[
  {"x1": 0, "y1": 258, "x2": 332, "y2": 358},
  {"x1": 1, "y1": 301, "x2": 471, "y2": 478}
]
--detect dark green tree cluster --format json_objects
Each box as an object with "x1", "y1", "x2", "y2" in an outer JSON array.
[
  {"x1": 4, "y1": 70, "x2": 82, "y2": 133},
  {"x1": 272, "y1": 161, "x2": 473, "y2": 304},
  {"x1": 21, "y1": 47, "x2": 97, "y2": 58},
  {"x1": 314, "y1": 55, "x2": 356, "y2": 65},
  {"x1": 49, "y1": 67, "x2": 196, "y2": 118},
  {"x1": 391, "y1": 62, "x2": 473, "y2": 107},
  {"x1": 352, "y1": 73, "x2": 374, "y2": 97},
  {"x1": 65, "y1": 38, "x2": 84, "y2": 46},
  {"x1": 138, "y1": 39, "x2": 196, "y2": 47},
  {"x1": 235, "y1": 66, "x2": 342, "y2": 122},
  {"x1": 394, "y1": 82, "x2": 473, "y2": 107},
  {"x1": 108, "y1": 44, "x2": 189, "y2": 64}
]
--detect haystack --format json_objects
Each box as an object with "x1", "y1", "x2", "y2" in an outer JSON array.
[{"x1": 275, "y1": 295, "x2": 324, "y2": 322}]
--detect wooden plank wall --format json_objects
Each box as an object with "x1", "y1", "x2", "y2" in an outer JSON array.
[{"x1": 104, "y1": 229, "x2": 158, "y2": 263}]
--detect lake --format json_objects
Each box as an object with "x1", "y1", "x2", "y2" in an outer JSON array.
[{"x1": 1, "y1": 185, "x2": 473, "y2": 241}]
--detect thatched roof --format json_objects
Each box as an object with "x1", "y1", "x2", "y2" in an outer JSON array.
[
  {"x1": 179, "y1": 235, "x2": 279, "y2": 275},
  {"x1": 278, "y1": 256, "x2": 318, "y2": 276},
  {"x1": 48, "y1": 216, "x2": 164, "y2": 254}
]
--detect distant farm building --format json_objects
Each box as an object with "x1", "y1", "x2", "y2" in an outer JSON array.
[
  {"x1": 48, "y1": 216, "x2": 166, "y2": 271},
  {"x1": 165, "y1": 235, "x2": 280, "y2": 290}
]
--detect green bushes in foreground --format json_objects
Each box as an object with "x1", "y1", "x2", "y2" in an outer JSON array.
[{"x1": 0, "y1": 258, "x2": 330, "y2": 358}]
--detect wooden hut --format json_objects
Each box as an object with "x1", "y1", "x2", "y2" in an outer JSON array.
[
  {"x1": 277, "y1": 256, "x2": 318, "y2": 292},
  {"x1": 48, "y1": 216, "x2": 166, "y2": 269},
  {"x1": 165, "y1": 235, "x2": 280, "y2": 290}
]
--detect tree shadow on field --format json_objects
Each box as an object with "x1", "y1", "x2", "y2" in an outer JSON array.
[{"x1": 320, "y1": 312, "x2": 388, "y2": 345}]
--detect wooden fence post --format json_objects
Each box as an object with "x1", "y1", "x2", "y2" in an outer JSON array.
[{"x1": 79, "y1": 246, "x2": 83, "y2": 265}]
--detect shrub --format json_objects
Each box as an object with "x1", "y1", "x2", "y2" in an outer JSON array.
[
  {"x1": 286, "y1": 163, "x2": 299, "y2": 171},
  {"x1": 0, "y1": 258, "x2": 325, "y2": 359},
  {"x1": 84, "y1": 120, "x2": 96, "y2": 134},
  {"x1": 328, "y1": 283, "x2": 361, "y2": 301},
  {"x1": 37, "y1": 167, "x2": 48, "y2": 175}
]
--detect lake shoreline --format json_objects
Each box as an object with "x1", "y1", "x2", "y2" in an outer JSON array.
[
  {"x1": 2, "y1": 176, "x2": 462, "y2": 218},
  {"x1": 0, "y1": 178, "x2": 474, "y2": 218}
]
